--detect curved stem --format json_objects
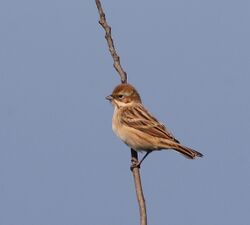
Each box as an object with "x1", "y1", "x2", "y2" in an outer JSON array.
[
  {"x1": 95, "y1": 0, "x2": 127, "y2": 84},
  {"x1": 94, "y1": 1, "x2": 147, "y2": 224}
]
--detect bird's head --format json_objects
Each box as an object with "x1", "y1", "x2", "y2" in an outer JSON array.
[{"x1": 106, "y1": 83, "x2": 142, "y2": 107}]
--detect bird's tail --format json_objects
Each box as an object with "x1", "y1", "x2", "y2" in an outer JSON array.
[
  {"x1": 174, "y1": 144, "x2": 203, "y2": 159},
  {"x1": 160, "y1": 140, "x2": 203, "y2": 159}
]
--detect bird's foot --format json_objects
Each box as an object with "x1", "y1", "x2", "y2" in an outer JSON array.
[{"x1": 130, "y1": 159, "x2": 140, "y2": 171}]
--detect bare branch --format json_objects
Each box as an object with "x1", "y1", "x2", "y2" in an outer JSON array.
[
  {"x1": 95, "y1": 0, "x2": 127, "y2": 84},
  {"x1": 131, "y1": 149, "x2": 147, "y2": 225},
  {"x1": 95, "y1": 1, "x2": 147, "y2": 225}
]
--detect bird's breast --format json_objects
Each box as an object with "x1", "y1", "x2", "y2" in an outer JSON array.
[
  {"x1": 112, "y1": 107, "x2": 122, "y2": 137},
  {"x1": 112, "y1": 107, "x2": 134, "y2": 147}
]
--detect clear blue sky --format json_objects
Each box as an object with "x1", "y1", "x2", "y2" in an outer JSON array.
[{"x1": 1, "y1": 1, "x2": 250, "y2": 225}]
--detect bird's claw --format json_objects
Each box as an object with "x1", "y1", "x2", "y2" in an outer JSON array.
[{"x1": 130, "y1": 160, "x2": 140, "y2": 171}]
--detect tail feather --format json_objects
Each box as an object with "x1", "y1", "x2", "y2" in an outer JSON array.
[
  {"x1": 173, "y1": 143, "x2": 203, "y2": 159},
  {"x1": 159, "y1": 139, "x2": 203, "y2": 159}
]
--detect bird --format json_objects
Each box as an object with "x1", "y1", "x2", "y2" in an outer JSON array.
[{"x1": 106, "y1": 83, "x2": 203, "y2": 166}]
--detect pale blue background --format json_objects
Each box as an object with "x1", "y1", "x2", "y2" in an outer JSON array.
[{"x1": 1, "y1": 1, "x2": 250, "y2": 225}]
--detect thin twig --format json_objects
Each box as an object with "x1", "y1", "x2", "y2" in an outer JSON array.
[
  {"x1": 94, "y1": 1, "x2": 147, "y2": 225},
  {"x1": 95, "y1": 0, "x2": 127, "y2": 84},
  {"x1": 131, "y1": 149, "x2": 147, "y2": 225}
]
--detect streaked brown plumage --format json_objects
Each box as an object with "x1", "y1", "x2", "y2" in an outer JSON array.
[{"x1": 106, "y1": 83, "x2": 203, "y2": 162}]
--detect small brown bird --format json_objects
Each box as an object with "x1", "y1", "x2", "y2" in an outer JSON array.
[{"x1": 106, "y1": 83, "x2": 203, "y2": 165}]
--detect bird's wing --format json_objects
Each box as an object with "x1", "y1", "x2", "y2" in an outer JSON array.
[{"x1": 121, "y1": 104, "x2": 179, "y2": 143}]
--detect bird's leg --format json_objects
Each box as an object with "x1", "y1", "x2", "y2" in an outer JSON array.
[
  {"x1": 130, "y1": 150, "x2": 152, "y2": 170},
  {"x1": 138, "y1": 151, "x2": 152, "y2": 167},
  {"x1": 130, "y1": 149, "x2": 139, "y2": 170}
]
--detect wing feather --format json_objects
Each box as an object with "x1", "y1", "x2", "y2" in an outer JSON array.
[{"x1": 121, "y1": 104, "x2": 179, "y2": 143}]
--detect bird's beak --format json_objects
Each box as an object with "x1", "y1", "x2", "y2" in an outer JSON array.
[{"x1": 105, "y1": 95, "x2": 113, "y2": 101}]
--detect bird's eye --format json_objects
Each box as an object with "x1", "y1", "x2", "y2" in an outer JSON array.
[{"x1": 118, "y1": 94, "x2": 124, "y2": 99}]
